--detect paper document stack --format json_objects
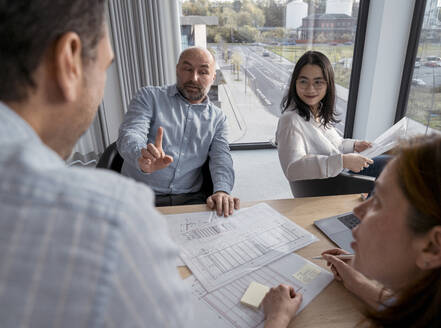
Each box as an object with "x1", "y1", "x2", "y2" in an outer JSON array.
[{"x1": 165, "y1": 203, "x2": 332, "y2": 328}]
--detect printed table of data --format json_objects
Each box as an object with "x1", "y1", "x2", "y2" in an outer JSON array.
[{"x1": 166, "y1": 203, "x2": 318, "y2": 291}]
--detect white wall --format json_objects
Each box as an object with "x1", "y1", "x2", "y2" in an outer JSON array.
[
  {"x1": 194, "y1": 24, "x2": 207, "y2": 48},
  {"x1": 353, "y1": 0, "x2": 415, "y2": 140}
]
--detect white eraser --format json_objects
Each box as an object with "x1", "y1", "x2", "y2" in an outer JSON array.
[{"x1": 240, "y1": 281, "x2": 270, "y2": 309}]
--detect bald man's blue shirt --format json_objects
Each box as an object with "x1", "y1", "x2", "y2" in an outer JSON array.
[
  {"x1": 117, "y1": 84, "x2": 234, "y2": 195},
  {"x1": 0, "y1": 102, "x2": 192, "y2": 327}
]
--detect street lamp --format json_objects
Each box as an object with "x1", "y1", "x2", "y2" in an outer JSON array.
[{"x1": 244, "y1": 54, "x2": 248, "y2": 95}]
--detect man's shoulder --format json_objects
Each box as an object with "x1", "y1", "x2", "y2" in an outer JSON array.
[
  {"x1": 136, "y1": 85, "x2": 174, "y2": 98},
  {"x1": 65, "y1": 167, "x2": 155, "y2": 214},
  {"x1": 1, "y1": 140, "x2": 158, "y2": 226}
]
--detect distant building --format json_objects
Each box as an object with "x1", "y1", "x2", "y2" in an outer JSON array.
[
  {"x1": 326, "y1": 0, "x2": 353, "y2": 16},
  {"x1": 286, "y1": 0, "x2": 308, "y2": 30},
  {"x1": 180, "y1": 16, "x2": 218, "y2": 49},
  {"x1": 299, "y1": 13, "x2": 356, "y2": 41}
]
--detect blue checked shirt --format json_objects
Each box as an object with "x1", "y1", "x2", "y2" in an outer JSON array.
[
  {"x1": 117, "y1": 85, "x2": 234, "y2": 195},
  {"x1": 0, "y1": 102, "x2": 192, "y2": 327}
]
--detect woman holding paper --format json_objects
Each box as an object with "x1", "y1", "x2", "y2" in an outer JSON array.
[
  {"x1": 276, "y1": 51, "x2": 389, "y2": 183},
  {"x1": 263, "y1": 135, "x2": 441, "y2": 327}
]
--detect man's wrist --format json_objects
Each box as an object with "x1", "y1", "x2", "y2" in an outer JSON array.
[{"x1": 213, "y1": 190, "x2": 229, "y2": 195}]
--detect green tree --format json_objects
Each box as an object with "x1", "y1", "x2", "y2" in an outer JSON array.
[
  {"x1": 315, "y1": 32, "x2": 326, "y2": 43},
  {"x1": 241, "y1": 0, "x2": 265, "y2": 27},
  {"x1": 257, "y1": 0, "x2": 285, "y2": 27},
  {"x1": 182, "y1": 0, "x2": 209, "y2": 16},
  {"x1": 261, "y1": 27, "x2": 285, "y2": 42},
  {"x1": 237, "y1": 26, "x2": 259, "y2": 42}
]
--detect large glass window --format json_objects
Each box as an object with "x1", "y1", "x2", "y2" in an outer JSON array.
[
  {"x1": 405, "y1": 0, "x2": 441, "y2": 132},
  {"x1": 181, "y1": 0, "x2": 362, "y2": 145}
]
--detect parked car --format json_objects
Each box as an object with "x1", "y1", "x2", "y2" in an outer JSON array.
[
  {"x1": 262, "y1": 50, "x2": 270, "y2": 57},
  {"x1": 411, "y1": 78, "x2": 426, "y2": 86},
  {"x1": 424, "y1": 61, "x2": 439, "y2": 67},
  {"x1": 415, "y1": 57, "x2": 421, "y2": 68}
]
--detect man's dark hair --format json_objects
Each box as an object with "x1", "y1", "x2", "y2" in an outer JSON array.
[
  {"x1": 0, "y1": 0, "x2": 107, "y2": 102},
  {"x1": 281, "y1": 51, "x2": 338, "y2": 128}
]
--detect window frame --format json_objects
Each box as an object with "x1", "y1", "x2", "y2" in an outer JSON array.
[{"x1": 394, "y1": 0, "x2": 427, "y2": 123}]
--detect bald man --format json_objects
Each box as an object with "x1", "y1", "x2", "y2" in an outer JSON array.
[{"x1": 117, "y1": 47, "x2": 240, "y2": 216}]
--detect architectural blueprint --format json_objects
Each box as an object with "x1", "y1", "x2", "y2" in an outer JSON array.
[
  {"x1": 186, "y1": 253, "x2": 334, "y2": 328},
  {"x1": 165, "y1": 203, "x2": 318, "y2": 291}
]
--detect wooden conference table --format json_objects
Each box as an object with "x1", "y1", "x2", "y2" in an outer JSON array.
[{"x1": 158, "y1": 194, "x2": 366, "y2": 328}]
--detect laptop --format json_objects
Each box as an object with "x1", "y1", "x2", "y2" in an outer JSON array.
[{"x1": 314, "y1": 212, "x2": 360, "y2": 253}]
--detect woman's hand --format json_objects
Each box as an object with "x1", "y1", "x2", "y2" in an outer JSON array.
[
  {"x1": 322, "y1": 249, "x2": 386, "y2": 309},
  {"x1": 342, "y1": 153, "x2": 373, "y2": 172},
  {"x1": 354, "y1": 141, "x2": 372, "y2": 153},
  {"x1": 321, "y1": 248, "x2": 353, "y2": 281},
  {"x1": 263, "y1": 284, "x2": 302, "y2": 328}
]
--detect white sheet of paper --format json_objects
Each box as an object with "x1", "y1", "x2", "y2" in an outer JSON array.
[
  {"x1": 360, "y1": 117, "x2": 440, "y2": 159},
  {"x1": 360, "y1": 117, "x2": 408, "y2": 158},
  {"x1": 186, "y1": 253, "x2": 333, "y2": 328},
  {"x1": 165, "y1": 203, "x2": 318, "y2": 292}
]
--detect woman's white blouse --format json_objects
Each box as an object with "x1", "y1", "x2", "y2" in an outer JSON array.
[{"x1": 276, "y1": 109, "x2": 355, "y2": 181}]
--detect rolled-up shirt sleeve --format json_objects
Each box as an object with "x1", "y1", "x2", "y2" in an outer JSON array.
[
  {"x1": 341, "y1": 138, "x2": 356, "y2": 153},
  {"x1": 208, "y1": 115, "x2": 234, "y2": 194},
  {"x1": 276, "y1": 115, "x2": 343, "y2": 181},
  {"x1": 117, "y1": 89, "x2": 153, "y2": 173}
]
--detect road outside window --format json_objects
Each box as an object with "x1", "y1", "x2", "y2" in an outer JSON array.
[{"x1": 181, "y1": 0, "x2": 361, "y2": 144}]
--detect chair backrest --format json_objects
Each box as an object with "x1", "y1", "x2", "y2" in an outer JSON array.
[
  {"x1": 200, "y1": 157, "x2": 213, "y2": 198},
  {"x1": 96, "y1": 142, "x2": 124, "y2": 173},
  {"x1": 290, "y1": 172, "x2": 375, "y2": 198},
  {"x1": 96, "y1": 142, "x2": 214, "y2": 196}
]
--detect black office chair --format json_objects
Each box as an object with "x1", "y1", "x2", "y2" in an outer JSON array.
[
  {"x1": 290, "y1": 171, "x2": 375, "y2": 198},
  {"x1": 96, "y1": 142, "x2": 213, "y2": 198},
  {"x1": 96, "y1": 142, "x2": 124, "y2": 172}
]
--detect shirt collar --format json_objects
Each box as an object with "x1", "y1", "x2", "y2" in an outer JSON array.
[
  {"x1": 0, "y1": 101, "x2": 40, "y2": 142},
  {"x1": 0, "y1": 101, "x2": 65, "y2": 166}
]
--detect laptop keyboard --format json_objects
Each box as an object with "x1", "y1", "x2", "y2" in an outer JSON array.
[{"x1": 337, "y1": 214, "x2": 360, "y2": 230}]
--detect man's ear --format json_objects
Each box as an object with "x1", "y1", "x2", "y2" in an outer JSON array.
[
  {"x1": 416, "y1": 226, "x2": 441, "y2": 270},
  {"x1": 53, "y1": 32, "x2": 83, "y2": 102}
]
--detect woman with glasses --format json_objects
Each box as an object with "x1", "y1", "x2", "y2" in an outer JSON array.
[
  {"x1": 276, "y1": 51, "x2": 388, "y2": 185},
  {"x1": 263, "y1": 135, "x2": 441, "y2": 328}
]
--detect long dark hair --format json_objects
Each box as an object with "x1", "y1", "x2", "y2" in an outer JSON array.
[
  {"x1": 366, "y1": 135, "x2": 441, "y2": 327},
  {"x1": 281, "y1": 51, "x2": 338, "y2": 128}
]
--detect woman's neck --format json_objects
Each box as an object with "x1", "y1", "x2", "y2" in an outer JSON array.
[{"x1": 310, "y1": 104, "x2": 320, "y2": 121}]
